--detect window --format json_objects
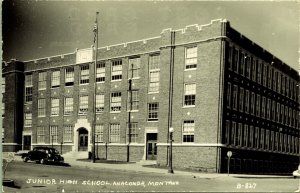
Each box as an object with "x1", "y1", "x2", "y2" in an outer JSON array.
[
  {"x1": 95, "y1": 124, "x2": 104, "y2": 143},
  {"x1": 232, "y1": 85, "x2": 238, "y2": 110},
  {"x1": 80, "y1": 65, "x2": 89, "y2": 84},
  {"x1": 268, "y1": 67, "x2": 272, "y2": 89},
  {"x1": 266, "y1": 99, "x2": 271, "y2": 120},
  {"x1": 110, "y1": 124, "x2": 120, "y2": 143},
  {"x1": 257, "y1": 61, "x2": 262, "y2": 84},
  {"x1": 226, "y1": 83, "x2": 231, "y2": 108},
  {"x1": 127, "y1": 123, "x2": 138, "y2": 143},
  {"x1": 64, "y1": 98, "x2": 73, "y2": 115},
  {"x1": 79, "y1": 96, "x2": 88, "y2": 115},
  {"x1": 280, "y1": 104, "x2": 284, "y2": 124},
  {"x1": 274, "y1": 132, "x2": 279, "y2": 151},
  {"x1": 63, "y1": 125, "x2": 73, "y2": 143},
  {"x1": 243, "y1": 124, "x2": 249, "y2": 147},
  {"x1": 231, "y1": 121, "x2": 237, "y2": 145},
  {"x1": 270, "y1": 131, "x2": 274, "y2": 150},
  {"x1": 285, "y1": 106, "x2": 288, "y2": 125},
  {"x1": 25, "y1": 74, "x2": 33, "y2": 103},
  {"x1": 148, "y1": 103, "x2": 159, "y2": 121},
  {"x1": 111, "y1": 92, "x2": 121, "y2": 112},
  {"x1": 239, "y1": 88, "x2": 244, "y2": 112},
  {"x1": 252, "y1": 58, "x2": 257, "y2": 82},
  {"x1": 184, "y1": 83, "x2": 196, "y2": 106},
  {"x1": 239, "y1": 52, "x2": 245, "y2": 76},
  {"x1": 271, "y1": 101, "x2": 276, "y2": 121},
  {"x1": 51, "y1": 70, "x2": 60, "y2": 88},
  {"x1": 38, "y1": 72, "x2": 47, "y2": 90},
  {"x1": 273, "y1": 70, "x2": 277, "y2": 91},
  {"x1": 149, "y1": 55, "x2": 160, "y2": 93},
  {"x1": 183, "y1": 120, "x2": 195, "y2": 143},
  {"x1": 96, "y1": 94, "x2": 104, "y2": 113},
  {"x1": 225, "y1": 120, "x2": 230, "y2": 145},
  {"x1": 245, "y1": 55, "x2": 251, "y2": 78},
  {"x1": 50, "y1": 126, "x2": 58, "y2": 144},
  {"x1": 249, "y1": 126, "x2": 254, "y2": 148},
  {"x1": 51, "y1": 98, "x2": 59, "y2": 116},
  {"x1": 261, "y1": 97, "x2": 266, "y2": 118},
  {"x1": 289, "y1": 108, "x2": 292, "y2": 126},
  {"x1": 237, "y1": 123, "x2": 243, "y2": 146},
  {"x1": 245, "y1": 90, "x2": 250, "y2": 113},
  {"x1": 37, "y1": 127, "x2": 45, "y2": 143},
  {"x1": 38, "y1": 99, "x2": 46, "y2": 117},
  {"x1": 277, "y1": 72, "x2": 281, "y2": 93},
  {"x1": 262, "y1": 63, "x2": 267, "y2": 87},
  {"x1": 24, "y1": 113, "x2": 32, "y2": 127},
  {"x1": 149, "y1": 71, "x2": 160, "y2": 93},
  {"x1": 250, "y1": 92, "x2": 255, "y2": 115},
  {"x1": 256, "y1": 94, "x2": 260, "y2": 117},
  {"x1": 282, "y1": 75, "x2": 285, "y2": 95},
  {"x1": 276, "y1": 103, "x2": 280, "y2": 123},
  {"x1": 255, "y1": 127, "x2": 260, "y2": 149},
  {"x1": 260, "y1": 128, "x2": 264, "y2": 149},
  {"x1": 227, "y1": 45, "x2": 233, "y2": 70},
  {"x1": 185, "y1": 47, "x2": 197, "y2": 69},
  {"x1": 127, "y1": 90, "x2": 139, "y2": 111},
  {"x1": 111, "y1": 60, "x2": 122, "y2": 81},
  {"x1": 233, "y1": 49, "x2": 239, "y2": 73},
  {"x1": 65, "y1": 67, "x2": 74, "y2": 86},
  {"x1": 279, "y1": 133, "x2": 283, "y2": 152},
  {"x1": 96, "y1": 62, "x2": 105, "y2": 82},
  {"x1": 128, "y1": 57, "x2": 140, "y2": 78}
]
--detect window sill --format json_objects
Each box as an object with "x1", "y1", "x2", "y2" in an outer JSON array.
[
  {"x1": 110, "y1": 111, "x2": 121, "y2": 114},
  {"x1": 51, "y1": 115, "x2": 59, "y2": 117},
  {"x1": 24, "y1": 126, "x2": 32, "y2": 128},
  {"x1": 147, "y1": 120, "x2": 159, "y2": 122},
  {"x1": 127, "y1": 110, "x2": 139, "y2": 113},
  {"x1": 38, "y1": 116, "x2": 46, "y2": 118},
  {"x1": 79, "y1": 83, "x2": 89, "y2": 86},
  {"x1": 111, "y1": 80, "x2": 122, "y2": 82},
  {"x1": 184, "y1": 68, "x2": 197, "y2": 72},
  {"x1": 128, "y1": 77, "x2": 140, "y2": 80},
  {"x1": 148, "y1": 92, "x2": 159, "y2": 94},
  {"x1": 51, "y1": 86, "x2": 60, "y2": 89},
  {"x1": 96, "y1": 82, "x2": 105, "y2": 84},
  {"x1": 63, "y1": 114, "x2": 73, "y2": 116},
  {"x1": 182, "y1": 105, "x2": 195, "y2": 108},
  {"x1": 38, "y1": 89, "x2": 46, "y2": 91}
]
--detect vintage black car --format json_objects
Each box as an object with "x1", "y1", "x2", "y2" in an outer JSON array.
[{"x1": 22, "y1": 147, "x2": 64, "y2": 164}]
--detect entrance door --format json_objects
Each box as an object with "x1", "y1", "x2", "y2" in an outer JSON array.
[
  {"x1": 78, "y1": 128, "x2": 88, "y2": 151},
  {"x1": 23, "y1": 135, "x2": 31, "y2": 150},
  {"x1": 146, "y1": 133, "x2": 157, "y2": 160}
]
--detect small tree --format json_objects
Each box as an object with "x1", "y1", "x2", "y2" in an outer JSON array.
[{"x1": 2, "y1": 153, "x2": 14, "y2": 179}]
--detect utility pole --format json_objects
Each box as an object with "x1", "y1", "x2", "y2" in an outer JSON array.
[
  {"x1": 127, "y1": 63, "x2": 133, "y2": 162},
  {"x1": 92, "y1": 11, "x2": 99, "y2": 163}
]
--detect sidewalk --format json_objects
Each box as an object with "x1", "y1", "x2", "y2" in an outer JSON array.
[
  {"x1": 11, "y1": 154, "x2": 292, "y2": 179},
  {"x1": 63, "y1": 157, "x2": 292, "y2": 179}
]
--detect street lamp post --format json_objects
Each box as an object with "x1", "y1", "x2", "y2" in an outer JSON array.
[
  {"x1": 168, "y1": 127, "x2": 174, "y2": 174},
  {"x1": 51, "y1": 135, "x2": 54, "y2": 148}
]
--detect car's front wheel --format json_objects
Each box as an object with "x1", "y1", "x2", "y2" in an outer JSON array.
[{"x1": 23, "y1": 157, "x2": 28, "y2": 162}]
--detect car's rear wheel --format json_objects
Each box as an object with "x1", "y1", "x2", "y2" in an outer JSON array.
[
  {"x1": 23, "y1": 157, "x2": 28, "y2": 162},
  {"x1": 40, "y1": 158, "x2": 45, "y2": 164}
]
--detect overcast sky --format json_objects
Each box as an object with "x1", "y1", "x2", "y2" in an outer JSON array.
[{"x1": 3, "y1": 1, "x2": 299, "y2": 70}]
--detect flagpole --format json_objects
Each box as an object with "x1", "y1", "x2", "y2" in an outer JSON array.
[{"x1": 92, "y1": 11, "x2": 99, "y2": 163}]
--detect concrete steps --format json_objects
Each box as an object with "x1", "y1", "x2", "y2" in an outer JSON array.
[{"x1": 62, "y1": 151, "x2": 89, "y2": 161}]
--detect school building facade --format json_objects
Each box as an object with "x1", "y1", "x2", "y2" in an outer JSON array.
[{"x1": 2, "y1": 19, "x2": 300, "y2": 174}]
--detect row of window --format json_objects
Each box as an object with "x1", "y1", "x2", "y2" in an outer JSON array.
[
  {"x1": 227, "y1": 43, "x2": 298, "y2": 101},
  {"x1": 227, "y1": 83, "x2": 299, "y2": 128},
  {"x1": 35, "y1": 120, "x2": 196, "y2": 144},
  {"x1": 25, "y1": 46, "x2": 199, "y2": 104},
  {"x1": 25, "y1": 81, "x2": 197, "y2": 121},
  {"x1": 225, "y1": 120, "x2": 299, "y2": 154}
]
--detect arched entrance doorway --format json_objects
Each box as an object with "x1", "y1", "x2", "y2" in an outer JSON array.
[{"x1": 78, "y1": 127, "x2": 88, "y2": 151}]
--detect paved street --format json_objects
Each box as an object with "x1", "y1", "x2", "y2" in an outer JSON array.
[{"x1": 3, "y1": 160, "x2": 300, "y2": 192}]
